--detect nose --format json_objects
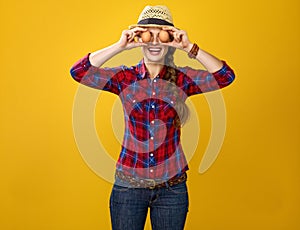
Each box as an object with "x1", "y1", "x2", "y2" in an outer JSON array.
[{"x1": 151, "y1": 33, "x2": 159, "y2": 45}]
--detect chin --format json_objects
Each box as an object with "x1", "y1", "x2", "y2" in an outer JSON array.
[{"x1": 146, "y1": 56, "x2": 165, "y2": 64}]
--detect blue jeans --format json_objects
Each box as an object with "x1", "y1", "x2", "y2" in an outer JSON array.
[{"x1": 109, "y1": 181, "x2": 189, "y2": 230}]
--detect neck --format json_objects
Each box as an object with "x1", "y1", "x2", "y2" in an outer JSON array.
[{"x1": 144, "y1": 61, "x2": 164, "y2": 79}]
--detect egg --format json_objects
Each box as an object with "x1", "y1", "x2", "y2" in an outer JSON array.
[
  {"x1": 159, "y1": 30, "x2": 170, "y2": 43},
  {"x1": 141, "y1": 31, "x2": 151, "y2": 43}
]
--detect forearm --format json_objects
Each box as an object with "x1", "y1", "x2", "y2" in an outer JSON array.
[
  {"x1": 181, "y1": 42, "x2": 235, "y2": 93},
  {"x1": 89, "y1": 27, "x2": 147, "y2": 67},
  {"x1": 89, "y1": 42, "x2": 124, "y2": 67},
  {"x1": 184, "y1": 43, "x2": 223, "y2": 73}
]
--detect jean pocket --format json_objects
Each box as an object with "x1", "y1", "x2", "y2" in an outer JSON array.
[{"x1": 168, "y1": 181, "x2": 188, "y2": 195}]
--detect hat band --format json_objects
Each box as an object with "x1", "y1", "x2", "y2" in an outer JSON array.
[{"x1": 138, "y1": 18, "x2": 174, "y2": 27}]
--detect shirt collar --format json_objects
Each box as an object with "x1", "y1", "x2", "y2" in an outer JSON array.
[{"x1": 136, "y1": 59, "x2": 167, "y2": 80}]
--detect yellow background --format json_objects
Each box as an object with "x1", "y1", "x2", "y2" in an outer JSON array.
[{"x1": 1, "y1": 0, "x2": 299, "y2": 229}]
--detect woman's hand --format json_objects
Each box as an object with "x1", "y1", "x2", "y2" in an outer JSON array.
[
  {"x1": 162, "y1": 27, "x2": 193, "y2": 52},
  {"x1": 90, "y1": 27, "x2": 147, "y2": 67},
  {"x1": 118, "y1": 27, "x2": 148, "y2": 50}
]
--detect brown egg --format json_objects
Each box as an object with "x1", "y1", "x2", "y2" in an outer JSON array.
[
  {"x1": 141, "y1": 31, "x2": 151, "y2": 43},
  {"x1": 159, "y1": 30, "x2": 170, "y2": 43}
]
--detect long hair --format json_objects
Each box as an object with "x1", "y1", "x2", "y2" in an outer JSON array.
[{"x1": 163, "y1": 47, "x2": 190, "y2": 127}]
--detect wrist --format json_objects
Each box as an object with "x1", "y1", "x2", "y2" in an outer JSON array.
[
  {"x1": 187, "y1": 43, "x2": 200, "y2": 59},
  {"x1": 184, "y1": 43, "x2": 194, "y2": 53},
  {"x1": 115, "y1": 41, "x2": 127, "y2": 51}
]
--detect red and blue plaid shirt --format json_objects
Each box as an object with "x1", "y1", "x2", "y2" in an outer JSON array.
[{"x1": 70, "y1": 53, "x2": 235, "y2": 180}]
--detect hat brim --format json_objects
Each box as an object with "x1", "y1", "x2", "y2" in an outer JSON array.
[{"x1": 129, "y1": 24, "x2": 174, "y2": 29}]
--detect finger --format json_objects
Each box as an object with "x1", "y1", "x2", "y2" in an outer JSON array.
[
  {"x1": 173, "y1": 32, "x2": 181, "y2": 42},
  {"x1": 128, "y1": 34, "x2": 137, "y2": 42},
  {"x1": 134, "y1": 42, "x2": 147, "y2": 47},
  {"x1": 131, "y1": 27, "x2": 148, "y2": 33},
  {"x1": 123, "y1": 30, "x2": 133, "y2": 39},
  {"x1": 128, "y1": 30, "x2": 140, "y2": 42},
  {"x1": 162, "y1": 26, "x2": 178, "y2": 32},
  {"x1": 127, "y1": 28, "x2": 146, "y2": 41},
  {"x1": 163, "y1": 42, "x2": 181, "y2": 50},
  {"x1": 162, "y1": 42, "x2": 175, "y2": 47},
  {"x1": 162, "y1": 27, "x2": 173, "y2": 38},
  {"x1": 127, "y1": 41, "x2": 147, "y2": 50},
  {"x1": 129, "y1": 31, "x2": 141, "y2": 42},
  {"x1": 178, "y1": 33, "x2": 183, "y2": 42}
]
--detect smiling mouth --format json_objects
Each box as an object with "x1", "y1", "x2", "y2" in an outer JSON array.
[{"x1": 148, "y1": 47, "x2": 162, "y2": 55}]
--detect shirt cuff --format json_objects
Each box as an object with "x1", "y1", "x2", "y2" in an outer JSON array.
[
  {"x1": 212, "y1": 60, "x2": 228, "y2": 76},
  {"x1": 80, "y1": 53, "x2": 92, "y2": 71}
]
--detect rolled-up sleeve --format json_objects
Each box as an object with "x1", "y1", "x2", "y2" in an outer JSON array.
[
  {"x1": 178, "y1": 61, "x2": 235, "y2": 96},
  {"x1": 211, "y1": 61, "x2": 235, "y2": 88},
  {"x1": 70, "y1": 53, "x2": 124, "y2": 95}
]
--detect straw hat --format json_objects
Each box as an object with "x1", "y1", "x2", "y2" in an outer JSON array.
[{"x1": 129, "y1": 5, "x2": 174, "y2": 29}]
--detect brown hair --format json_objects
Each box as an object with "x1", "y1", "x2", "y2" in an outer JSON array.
[{"x1": 163, "y1": 47, "x2": 190, "y2": 127}]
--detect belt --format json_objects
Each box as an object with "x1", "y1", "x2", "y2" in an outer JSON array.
[{"x1": 115, "y1": 171, "x2": 187, "y2": 189}]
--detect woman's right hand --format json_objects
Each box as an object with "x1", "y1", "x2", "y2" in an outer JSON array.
[
  {"x1": 118, "y1": 27, "x2": 148, "y2": 50},
  {"x1": 89, "y1": 27, "x2": 147, "y2": 67}
]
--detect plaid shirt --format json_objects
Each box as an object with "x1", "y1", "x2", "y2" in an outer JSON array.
[{"x1": 70, "y1": 53, "x2": 235, "y2": 180}]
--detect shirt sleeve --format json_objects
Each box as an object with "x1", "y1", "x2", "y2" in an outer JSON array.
[
  {"x1": 70, "y1": 53, "x2": 125, "y2": 95},
  {"x1": 178, "y1": 61, "x2": 235, "y2": 96}
]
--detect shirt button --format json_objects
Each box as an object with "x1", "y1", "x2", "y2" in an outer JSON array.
[
  {"x1": 152, "y1": 92, "x2": 156, "y2": 95},
  {"x1": 151, "y1": 120, "x2": 155, "y2": 124},
  {"x1": 150, "y1": 169, "x2": 153, "y2": 173},
  {"x1": 133, "y1": 99, "x2": 136, "y2": 103},
  {"x1": 150, "y1": 153, "x2": 154, "y2": 157},
  {"x1": 150, "y1": 136, "x2": 154, "y2": 140},
  {"x1": 151, "y1": 105, "x2": 155, "y2": 109},
  {"x1": 153, "y1": 79, "x2": 157, "y2": 83},
  {"x1": 170, "y1": 101, "x2": 174, "y2": 104}
]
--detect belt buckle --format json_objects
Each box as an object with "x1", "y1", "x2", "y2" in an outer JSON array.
[{"x1": 145, "y1": 179, "x2": 156, "y2": 189}]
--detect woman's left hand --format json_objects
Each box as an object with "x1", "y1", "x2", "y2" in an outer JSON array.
[{"x1": 162, "y1": 27, "x2": 193, "y2": 52}]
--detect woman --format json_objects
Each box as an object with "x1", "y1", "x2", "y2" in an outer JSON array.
[{"x1": 70, "y1": 5, "x2": 235, "y2": 230}]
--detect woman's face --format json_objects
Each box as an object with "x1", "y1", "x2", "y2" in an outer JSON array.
[{"x1": 140, "y1": 27, "x2": 169, "y2": 64}]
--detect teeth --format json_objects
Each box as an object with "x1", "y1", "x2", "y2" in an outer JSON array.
[{"x1": 149, "y1": 48, "x2": 161, "y2": 52}]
